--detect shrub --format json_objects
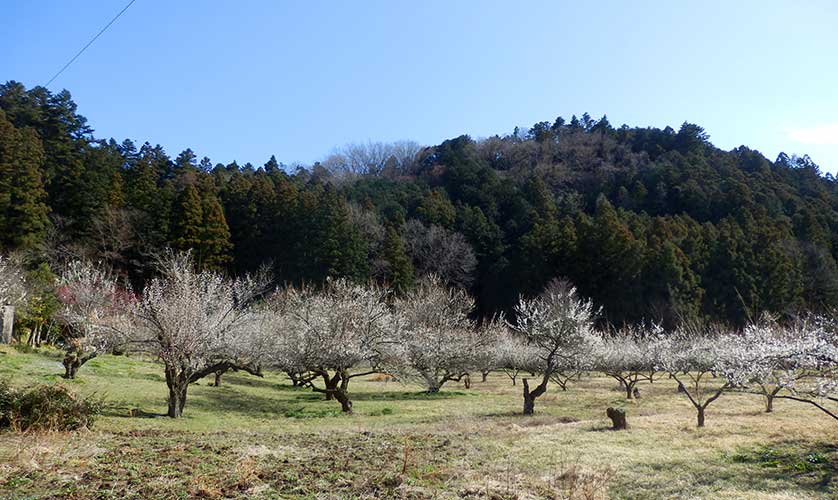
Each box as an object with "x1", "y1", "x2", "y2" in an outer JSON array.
[{"x1": 0, "y1": 380, "x2": 102, "y2": 431}]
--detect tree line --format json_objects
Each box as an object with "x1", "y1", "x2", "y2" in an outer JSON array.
[{"x1": 1, "y1": 80, "x2": 838, "y2": 332}]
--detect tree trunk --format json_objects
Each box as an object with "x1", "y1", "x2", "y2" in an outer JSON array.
[
  {"x1": 340, "y1": 369, "x2": 350, "y2": 393},
  {"x1": 522, "y1": 377, "x2": 549, "y2": 415},
  {"x1": 462, "y1": 373, "x2": 471, "y2": 389},
  {"x1": 62, "y1": 351, "x2": 97, "y2": 379},
  {"x1": 697, "y1": 406, "x2": 705, "y2": 427},
  {"x1": 322, "y1": 372, "x2": 352, "y2": 413},
  {"x1": 63, "y1": 355, "x2": 79, "y2": 379},
  {"x1": 214, "y1": 369, "x2": 225, "y2": 387},
  {"x1": 165, "y1": 366, "x2": 189, "y2": 418},
  {"x1": 523, "y1": 385, "x2": 535, "y2": 415},
  {"x1": 421, "y1": 371, "x2": 441, "y2": 393},
  {"x1": 481, "y1": 371, "x2": 489, "y2": 382},
  {"x1": 765, "y1": 394, "x2": 774, "y2": 413},
  {"x1": 606, "y1": 407, "x2": 627, "y2": 430},
  {"x1": 333, "y1": 386, "x2": 353, "y2": 413},
  {"x1": 625, "y1": 381, "x2": 634, "y2": 400}
]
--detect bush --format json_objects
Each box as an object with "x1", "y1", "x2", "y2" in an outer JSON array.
[{"x1": 0, "y1": 380, "x2": 103, "y2": 431}]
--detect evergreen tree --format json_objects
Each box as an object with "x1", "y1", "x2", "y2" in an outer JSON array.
[
  {"x1": 0, "y1": 110, "x2": 50, "y2": 249},
  {"x1": 199, "y1": 191, "x2": 233, "y2": 272},
  {"x1": 382, "y1": 225, "x2": 414, "y2": 293},
  {"x1": 172, "y1": 184, "x2": 204, "y2": 257}
]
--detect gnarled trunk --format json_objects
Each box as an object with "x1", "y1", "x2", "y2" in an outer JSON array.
[
  {"x1": 62, "y1": 351, "x2": 97, "y2": 379},
  {"x1": 522, "y1": 376, "x2": 549, "y2": 415},
  {"x1": 314, "y1": 370, "x2": 353, "y2": 413},
  {"x1": 333, "y1": 385, "x2": 352, "y2": 413},
  {"x1": 763, "y1": 386, "x2": 781, "y2": 413},
  {"x1": 421, "y1": 370, "x2": 442, "y2": 393},
  {"x1": 165, "y1": 366, "x2": 189, "y2": 418}
]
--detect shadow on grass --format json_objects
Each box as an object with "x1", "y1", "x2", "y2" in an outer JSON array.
[
  {"x1": 211, "y1": 373, "x2": 289, "y2": 391},
  {"x1": 102, "y1": 405, "x2": 167, "y2": 418},
  {"x1": 712, "y1": 441, "x2": 837, "y2": 494},
  {"x1": 348, "y1": 390, "x2": 470, "y2": 401}
]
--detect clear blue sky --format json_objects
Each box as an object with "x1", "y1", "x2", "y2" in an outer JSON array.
[{"x1": 3, "y1": 1, "x2": 837, "y2": 172}]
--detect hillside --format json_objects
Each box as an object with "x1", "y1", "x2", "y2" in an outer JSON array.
[{"x1": 2, "y1": 81, "x2": 837, "y2": 326}]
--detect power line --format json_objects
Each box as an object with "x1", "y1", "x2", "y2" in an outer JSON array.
[{"x1": 44, "y1": 0, "x2": 137, "y2": 87}]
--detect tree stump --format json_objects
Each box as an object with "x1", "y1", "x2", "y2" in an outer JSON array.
[{"x1": 606, "y1": 407, "x2": 627, "y2": 430}]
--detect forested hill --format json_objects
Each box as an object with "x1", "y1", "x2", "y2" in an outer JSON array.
[{"x1": 1, "y1": 80, "x2": 836, "y2": 327}]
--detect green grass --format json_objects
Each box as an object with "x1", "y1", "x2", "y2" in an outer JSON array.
[{"x1": 0, "y1": 345, "x2": 836, "y2": 499}]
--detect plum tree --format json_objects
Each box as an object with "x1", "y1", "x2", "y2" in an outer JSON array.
[
  {"x1": 56, "y1": 260, "x2": 130, "y2": 378},
  {"x1": 388, "y1": 276, "x2": 488, "y2": 393},
  {"x1": 129, "y1": 252, "x2": 268, "y2": 418},
  {"x1": 511, "y1": 279, "x2": 599, "y2": 415},
  {"x1": 267, "y1": 278, "x2": 392, "y2": 412}
]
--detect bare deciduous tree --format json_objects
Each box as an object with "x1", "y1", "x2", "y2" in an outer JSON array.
[
  {"x1": 321, "y1": 140, "x2": 422, "y2": 178},
  {"x1": 403, "y1": 220, "x2": 477, "y2": 289}
]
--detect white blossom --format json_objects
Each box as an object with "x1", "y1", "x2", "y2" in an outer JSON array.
[
  {"x1": 266, "y1": 278, "x2": 393, "y2": 412},
  {"x1": 388, "y1": 275, "x2": 486, "y2": 392},
  {"x1": 0, "y1": 255, "x2": 27, "y2": 308}
]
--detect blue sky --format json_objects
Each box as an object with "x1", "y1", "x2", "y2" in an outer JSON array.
[{"x1": 3, "y1": 1, "x2": 837, "y2": 172}]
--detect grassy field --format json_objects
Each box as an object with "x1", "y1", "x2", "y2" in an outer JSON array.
[{"x1": 0, "y1": 345, "x2": 836, "y2": 499}]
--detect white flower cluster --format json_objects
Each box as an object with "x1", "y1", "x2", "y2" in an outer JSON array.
[{"x1": 0, "y1": 255, "x2": 26, "y2": 308}]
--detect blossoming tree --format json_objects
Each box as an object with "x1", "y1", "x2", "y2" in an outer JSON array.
[
  {"x1": 56, "y1": 260, "x2": 131, "y2": 378},
  {"x1": 268, "y1": 278, "x2": 392, "y2": 412},
  {"x1": 130, "y1": 252, "x2": 268, "y2": 418},
  {"x1": 388, "y1": 276, "x2": 488, "y2": 393},
  {"x1": 511, "y1": 279, "x2": 599, "y2": 415}
]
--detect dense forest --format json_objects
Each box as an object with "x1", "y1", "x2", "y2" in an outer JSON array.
[{"x1": 1, "y1": 80, "x2": 836, "y2": 330}]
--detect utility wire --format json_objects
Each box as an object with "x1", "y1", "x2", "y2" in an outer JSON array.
[{"x1": 44, "y1": 0, "x2": 137, "y2": 87}]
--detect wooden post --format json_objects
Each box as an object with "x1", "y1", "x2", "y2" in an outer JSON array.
[{"x1": 1, "y1": 305, "x2": 14, "y2": 344}]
